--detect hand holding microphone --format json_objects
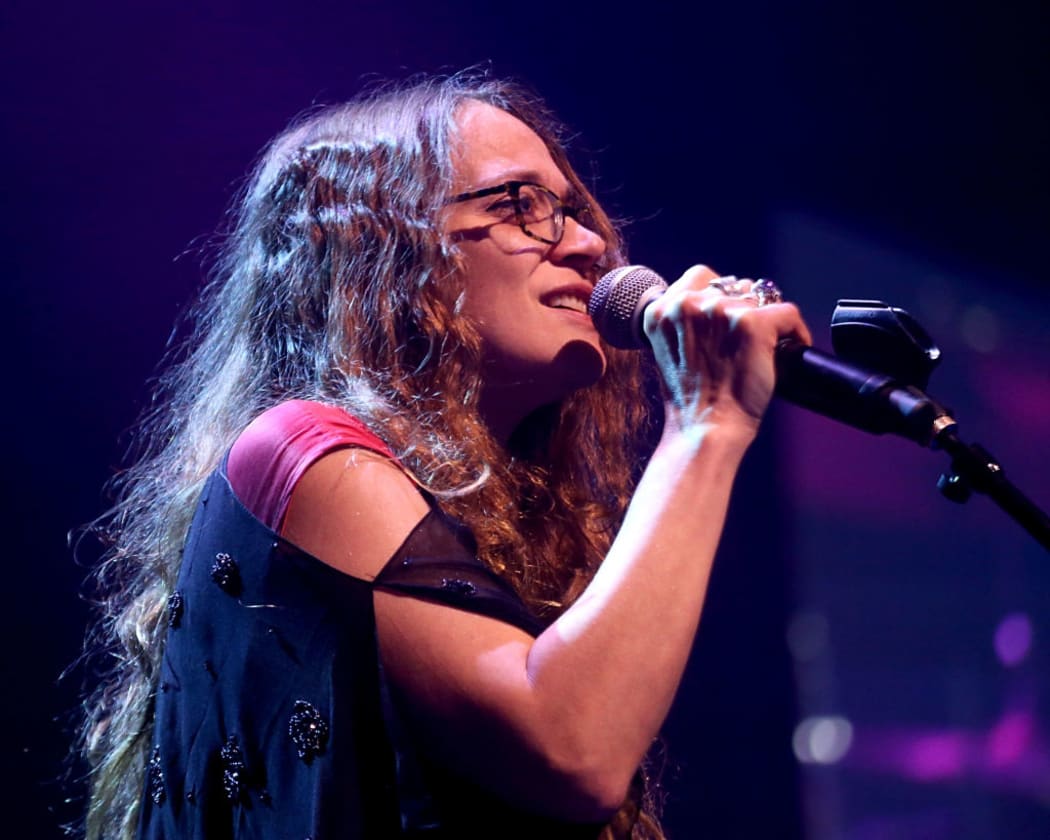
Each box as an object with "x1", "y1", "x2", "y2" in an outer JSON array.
[
  {"x1": 591, "y1": 264, "x2": 811, "y2": 437},
  {"x1": 589, "y1": 265, "x2": 954, "y2": 446}
]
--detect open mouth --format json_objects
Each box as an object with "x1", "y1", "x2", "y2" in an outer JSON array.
[{"x1": 545, "y1": 292, "x2": 590, "y2": 314}]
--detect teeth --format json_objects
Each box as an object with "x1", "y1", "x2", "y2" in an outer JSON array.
[{"x1": 547, "y1": 294, "x2": 589, "y2": 313}]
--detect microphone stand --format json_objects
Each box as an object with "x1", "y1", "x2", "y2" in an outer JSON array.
[
  {"x1": 776, "y1": 296, "x2": 1050, "y2": 553},
  {"x1": 932, "y1": 426, "x2": 1050, "y2": 551}
]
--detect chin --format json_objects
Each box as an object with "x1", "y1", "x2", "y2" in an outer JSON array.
[{"x1": 552, "y1": 339, "x2": 607, "y2": 393}]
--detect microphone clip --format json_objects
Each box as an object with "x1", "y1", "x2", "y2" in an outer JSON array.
[{"x1": 830, "y1": 299, "x2": 942, "y2": 390}]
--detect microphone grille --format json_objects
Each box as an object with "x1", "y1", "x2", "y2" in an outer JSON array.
[{"x1": 588, "y1": 265, "x2": 667, "y2": 349}]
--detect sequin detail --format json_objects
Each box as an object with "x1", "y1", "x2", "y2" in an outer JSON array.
[
  {"x1": 220, "y1": 736, "x2": 246, "y2": 802},
  {"x1": 288, "y1": 700, "x2": 329, "y2": 763},
  {"x1": 148, "y1": 746, "x2": 166, "y2": 805},
  {"x1": 167, "y1": 591, "x2": 184, "y2": 628},
  {"x1": 441, "y1": 577, "x2": 476, "y2": 596},
  {"x1": 210, "y1": 552, "x2": 242, "y2": 595}
]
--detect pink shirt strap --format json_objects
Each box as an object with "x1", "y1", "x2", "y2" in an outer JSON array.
[{"x1": 227, "y1": 400, "x2": 395, "y2": 532}]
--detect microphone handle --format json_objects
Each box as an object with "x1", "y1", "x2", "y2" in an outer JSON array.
[{"x1": 774, "y1": 339, "x2": 953, "y2": 447}]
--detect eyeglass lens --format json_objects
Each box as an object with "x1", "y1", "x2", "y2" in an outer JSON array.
[{"x1": 514, "y1": 183, "x2": 561, "y2": 243}]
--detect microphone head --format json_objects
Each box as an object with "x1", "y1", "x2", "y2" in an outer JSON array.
[{"x1": 588, "y1": 265, "x2": 668, "y2": 349}]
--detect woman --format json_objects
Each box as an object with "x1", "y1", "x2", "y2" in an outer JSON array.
[{"x1": 79, "y1": 73, "x2": 809, "y2": 838}]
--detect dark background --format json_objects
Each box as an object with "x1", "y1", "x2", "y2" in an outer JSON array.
[{"x1": 3, "y1": 1, "x2": 1047, "y2": 837}]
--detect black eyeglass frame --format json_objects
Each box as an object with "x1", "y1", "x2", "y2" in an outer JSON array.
[{"x1": 447, "y1": 180, "x2": 596, "y2": 246}]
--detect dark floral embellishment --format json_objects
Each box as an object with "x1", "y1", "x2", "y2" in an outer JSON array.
[
  {"x1": 220, "y1": 736, "x2": 246, "y2": 802},
  {"x1": 441, "y1": 577, "x2": 476, "y2": 597},
  {"x1": 167, "y1": 591, "x2": 184, "y2": 628},
  {"x1": 288, "y1": 700, "x2": 329, "y2": 763},
  {"x1": 148, "y1": 746, "x2": 166, "y2": 805},
  {"x1": 210, "y1": 552, "x2": 242, "y2": 595}
]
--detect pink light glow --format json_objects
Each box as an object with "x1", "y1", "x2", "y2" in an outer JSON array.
[
  {"x1": 987, "y1": 711, "x2": 1034, "y2": 769},
  {"x1": 844, "y1": 699, "x2": 1050, "y2": 798},
  {"x1": 903, "y1": 733, "x2": 971, "y2": 781}
]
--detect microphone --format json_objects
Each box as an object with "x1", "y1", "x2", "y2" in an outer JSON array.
[{"x1": 588, "y1": 265, "x2": 956, "y2": 447}]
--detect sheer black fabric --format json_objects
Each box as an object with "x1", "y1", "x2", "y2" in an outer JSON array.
[{"x1": 137, "y1": 465, "x2": 603, "y2": 838}]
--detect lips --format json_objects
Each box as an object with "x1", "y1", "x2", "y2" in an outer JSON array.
[
  {"x1": 542, "y1": 284, "x2": 592, "y2": 314},
  {"x1": 546, "y1": 293, "x2": 589, "y2": 313}
]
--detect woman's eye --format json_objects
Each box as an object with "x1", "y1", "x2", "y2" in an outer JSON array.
[{"x1": 518, "y1": 193, "x2": 554, "y2": 221}]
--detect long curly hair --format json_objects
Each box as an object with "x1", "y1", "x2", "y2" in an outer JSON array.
[{"x1": 77, "y1": 71, "x2": 660, "y2": 839}]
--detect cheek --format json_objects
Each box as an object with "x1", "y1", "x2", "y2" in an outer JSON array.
[
  {"x1": 457, "y1": 285, "x2": 507, "y2": 337},
  {"x1": 455, "y1": 277, "x2": 532, "y2": 368},
  {"x1": 471, "y1": 309, "x2": 532, "y2": 362},
  {"x1": 454, "y1": 248, "x2": 531, "y2": 323}
]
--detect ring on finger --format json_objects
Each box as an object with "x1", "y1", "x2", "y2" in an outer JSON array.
[
  {"x1": 750, "y1": 278, "x2": 783, "y2": 307},
  {"x1": 708, "y1": 275, "x2": 750, "y2": 297}
]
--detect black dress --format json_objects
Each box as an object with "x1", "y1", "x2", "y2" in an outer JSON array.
[{"x1": 137, "y1": 465, "x2": 605, "y2": 838}]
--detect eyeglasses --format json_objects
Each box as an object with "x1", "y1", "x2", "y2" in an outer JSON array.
[{"x1": 448, "y1": 180, "x2": 598, "y2": 246}]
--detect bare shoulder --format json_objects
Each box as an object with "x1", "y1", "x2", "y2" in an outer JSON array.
[{"x1": 281, "y1": 448, "x2": 430, "y2": 580}]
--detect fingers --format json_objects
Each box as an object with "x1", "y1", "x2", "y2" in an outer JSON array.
[
  {"x1": 670, "y1": 269, "x2": 773, "y2": 321},
  {"x1": 676, "y1": 264, "x2": 720, "y2": 289},
  {"x1": 601, "y1": 261, "x2": 811, "y2": 433},
  {"x1": 761, "y1": 301, "x2": 812, "y2": 347},
  {"x1": 646, "y1": 266, "x2": 813, "y2": 349},
  {"x1": 665, "y1": 268, "x2": 810, "y2": 344},
  {"x1": 644, "y1": 266, "x2": 813, "y2": 414}
]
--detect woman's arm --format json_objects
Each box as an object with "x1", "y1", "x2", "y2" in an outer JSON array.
[{"x1": 283, "y1": 266, "x2": 810, "y2": 821}]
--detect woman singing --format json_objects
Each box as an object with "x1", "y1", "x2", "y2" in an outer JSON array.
[{"x1": 78, "y1": 72, "x2": 809, "y2": 838}]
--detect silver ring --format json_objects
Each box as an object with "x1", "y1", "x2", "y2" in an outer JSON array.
[
  {"x1": 751, "y1": 278, "x2": 783, "y2": 307},
  {"x1": 708, "y1": 275, "x2": 750, "y2": 297}
]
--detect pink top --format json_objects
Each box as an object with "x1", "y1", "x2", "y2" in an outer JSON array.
[{"x1": 227, "y1": 400, "x2": 394, "y2": 531}]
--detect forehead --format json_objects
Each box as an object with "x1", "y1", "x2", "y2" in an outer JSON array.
[{"x1": 450, "y1": 100, "x2": 566, "y2": 191}]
